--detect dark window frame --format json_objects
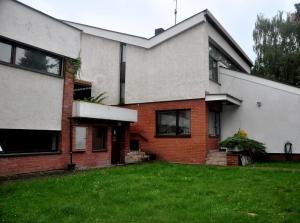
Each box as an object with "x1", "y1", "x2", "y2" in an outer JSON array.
[
  {"x1": 155, "y1": 109, "x2": 191, "y2": 138},
  {"x1": 0, "y1": 129, "x2": 60, "y2": 156},
  {"x1": 92, "y1": 127, "x2": 108, "y2": 152},
  {"x1": 119, "y1": 43, "x2": 126, "y2": 104},
  {"x1": 209, "y1": 55, "x2": 219, "y2": 83},
  {"x1": 0, "y1": 36, "x2": 63, "y2": 77},
  {"x1": 208, "y1": 111, "x2": 221, "y2": 138}
]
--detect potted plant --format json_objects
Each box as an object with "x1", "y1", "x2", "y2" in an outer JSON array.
[{"x1": 220, "y1": 130, "x2": 266, "y2": 165}]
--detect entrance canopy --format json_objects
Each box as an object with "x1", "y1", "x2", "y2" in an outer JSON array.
[
  {"x1": 72, "y1": 101, "x2": 137, "y2": 122},
  {"x1": 205, "y1": 94, "x2": 242, "y2": 106}
]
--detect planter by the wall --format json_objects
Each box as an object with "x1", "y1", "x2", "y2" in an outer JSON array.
[{"x1": 226, "y1": 152, "x2": 240, "y2": 166}]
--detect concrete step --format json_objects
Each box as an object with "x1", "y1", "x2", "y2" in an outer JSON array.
[{"x1": 206, "y1": 150, "x2": 227, "y2": 166}]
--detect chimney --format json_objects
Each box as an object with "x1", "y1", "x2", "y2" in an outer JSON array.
[{"x1": 155, "y1": 28, "x2": 165, "y2": 36}]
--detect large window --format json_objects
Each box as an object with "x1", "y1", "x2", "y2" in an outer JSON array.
[
  {"x1": 0, "y1": 38, "x2": 62, "y2": 76},
  {"x1": 208, "y1": 112, "x2": 220, "y2": 137},
  {"x1": 156, "y1": 110, "x2": 191, "y2": 137},
  {"x1": 119, "y1": 43, "x2": 126, "y2": 104},
  {"x1": 92, "y1": 127, "x2": 107, "y2": 151},
  {"x1": 209, "y1": 42, "x2": 242, "y2": 82},
  {"x1": 0, "y1": 129, "x2": 59, "y2": 154}
]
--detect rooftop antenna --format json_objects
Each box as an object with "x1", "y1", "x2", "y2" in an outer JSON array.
[{"x1": 174, "y1": 0, "x2": 178, "y2": 24}]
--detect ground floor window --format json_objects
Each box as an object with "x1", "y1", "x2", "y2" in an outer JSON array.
[
  {"x1": 208, "y1": 112, "x2": 220, "y2": 137},
  {"x1": 74, "y1": 127, "x2": 87, "y2": 151},
  {"x1": 0, "y1": 129, "x2": 59, "y2": 154},
  {"x1": 92, "y1": 127, "x2": 107, "y2": 151},
  {"x1": 156, "y1": 110, "x2": 191, "y2": 136}
]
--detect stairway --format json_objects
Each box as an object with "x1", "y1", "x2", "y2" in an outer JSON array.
[{"x1": 206, "y1": 150, "x2": 227, "y2": 166}]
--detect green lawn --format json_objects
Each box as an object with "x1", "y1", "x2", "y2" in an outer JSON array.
[
  {"x1": 1, "y1": 162, "x2": 300, "y2": 223},
  {"x1": 250, "y1": 161, "x2": 300, "y2": 170}
]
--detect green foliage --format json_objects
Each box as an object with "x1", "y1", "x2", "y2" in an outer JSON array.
[
  {"x1": 220, "y1": 131, "x2": 266, "y2": 155},
  {"x1": 72, "y1": 57, "x2": 81, "y2": 76},
  {"x1": 83, "y1": 92, "x2": 107, "y2": 104},
  {"x1": 252, "y1": 3, "x2": 300, "y2": 87}
]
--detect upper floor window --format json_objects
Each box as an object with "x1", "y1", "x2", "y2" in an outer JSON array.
[
  {"x1": 156, "y1": 110, "x2": 191, "y2": 137},
  {"x1": 0, "y1": 38, "x2": 62, "y2": 77},
  {"x1": 0, "y1": 41, "x2": 12, "y2": 63},
  {"x1": 209, "y1": 42, "x2": 242, "y2": 82}
]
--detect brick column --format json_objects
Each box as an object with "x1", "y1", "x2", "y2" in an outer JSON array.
[{"x1": 60, "y1": 59, "x2": 75, "y2": 165}]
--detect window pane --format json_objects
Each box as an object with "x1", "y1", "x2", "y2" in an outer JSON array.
[
  {"x1": 157, "y1": 111, "x2": 177, "y2": 135},
  {"x1": 0, "y1": 129, "x2": 58, "y2": 154},
  {"x1": 0, "y1": 41, "x2": 12, "y2": 63},
  {"x1": 75, "y1": 127, "x2": 86, "y2": 150},
  {"x1": 92, "y1": 127, "x2": 107, "y2": 150},
  {"x1": 121, "y1": 44, "x2": 126, "y2": 62},
  {"x1": 208, "y1": 112, "x2": 220, "y2": 137},
  {"x1": 178, "y1": 110, "x2": 191, "y2": 135},
  {"x1": 15, "y1": 47, "x2": 61, "y2": 75}
]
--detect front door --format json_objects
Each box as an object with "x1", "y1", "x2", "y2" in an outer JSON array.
[{"x1": 111, "y1": 127, "x2": 123, "y2": 164}]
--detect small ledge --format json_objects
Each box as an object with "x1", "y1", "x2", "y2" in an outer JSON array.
[
  {"x1": 155, "y1": 135, "x2": 191, "y2": 138},
  {"x1": 92, "y1": 149, "x2": 108, "y2": 153},
  {"x1": 72, "y1": 150, "x2": 86, "y2": 153},
  {"x1": 0, "y1": 151, "x2": 61, "y2": 158}
]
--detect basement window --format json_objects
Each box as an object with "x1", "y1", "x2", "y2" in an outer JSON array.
[
  {"x1": 156, "y1": 110, "x2": 191, "y2": 137},
  {"x1": 0, "y1": 129, "x2": 59, "y2": 154}
]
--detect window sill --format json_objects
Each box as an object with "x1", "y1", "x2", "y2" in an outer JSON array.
[
  {"x1": 0, "y1": 151, "x2": 61, "y2": 158},
  {"x1": 155, "y1": 135, "x2": 191, "y2": 138},
  {"x1": 209, "y1": 79, "x2": 221, "y2": 86},
  {"x1": 92, "y1": 149, "x2": 108, "y2": 153}
]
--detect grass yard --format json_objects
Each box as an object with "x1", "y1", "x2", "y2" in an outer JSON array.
[{"x1": 1, "y1": 162, "x2": 300, "y2": 223}]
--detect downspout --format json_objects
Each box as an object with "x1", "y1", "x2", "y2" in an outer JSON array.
[{"x1": 68, "y1": 118, "x2": 75, "y2": 170}]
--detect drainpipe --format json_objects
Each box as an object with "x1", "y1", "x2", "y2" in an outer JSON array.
[{"x1": 68, "y1": 118, "x2": 75, "y2": 170}]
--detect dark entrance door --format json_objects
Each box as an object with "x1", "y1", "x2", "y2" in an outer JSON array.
[{"x1": 111, "y1": 127, "x2": 123, "y2": 164}]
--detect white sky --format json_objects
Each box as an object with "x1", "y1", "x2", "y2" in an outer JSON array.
[{"x1": 18, "y1": 0, "x2": 298, "y2": 61}]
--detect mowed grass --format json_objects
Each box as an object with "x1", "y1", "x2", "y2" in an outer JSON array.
[{"x1": 1, "y1": 162, "x2": 300, "y2": 223}]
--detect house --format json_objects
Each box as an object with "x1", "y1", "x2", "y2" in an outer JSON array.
[{"x1": 0, "y1": 0, "x2": 299, "y2": 176}]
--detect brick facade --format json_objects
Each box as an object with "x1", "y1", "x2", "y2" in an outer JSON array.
[
  {"x1": 71, "y1": 124, "x2": 112, "y2": 169},
  {"x1": 125, "y1": 99, "x2": 209, "y2": 164},
  {"x1": 0, "y1": 61, "x2": 131, "y2": 177},
  {"x1": 0, "y1": 60, "x2": 74, "y2": 177}
]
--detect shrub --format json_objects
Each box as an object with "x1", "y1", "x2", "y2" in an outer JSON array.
[{"x1": 220, "y1": 130, "x2": 266, "y2": 161}]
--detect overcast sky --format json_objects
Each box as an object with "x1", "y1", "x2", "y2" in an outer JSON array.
[{"x1": 18, "y1": 0, "x2": 298, "y2": 61}]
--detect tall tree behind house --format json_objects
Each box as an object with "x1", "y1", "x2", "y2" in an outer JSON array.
[{"x1": 252, "y1": 3, "x2": 300, "y2": 87}]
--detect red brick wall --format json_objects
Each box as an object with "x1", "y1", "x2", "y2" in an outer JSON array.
[
  {"x1": 227, "y1": 153, "x2": 240, "y2": 166},
  {"x1": 125, "y1": 99, "x2": 208, "y2": 164},
  {"x1": 0, "y1": 60, "x2": 74, "y2": 177},
  {"x1": 71, "y1": 125, "x2": 112, "y2": 168},
  {"x1": 207, "y1": 137, "x2": 219, "y2": 150}
]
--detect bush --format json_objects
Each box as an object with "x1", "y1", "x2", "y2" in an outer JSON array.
[{"x1": 220, "y1": 130, "x2": 266, "y2": 160}]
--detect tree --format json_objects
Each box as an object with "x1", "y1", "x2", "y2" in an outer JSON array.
[{"x1": 252, "y1": 3, "x2": 300, "y2": 87}]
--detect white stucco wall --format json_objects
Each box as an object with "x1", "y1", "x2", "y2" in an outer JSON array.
[
  {"x1": 80, "y1": 33, "x2": 120, "y2": 105},
  {"x1": 219, "y1": 67, "x2": 300, "y2": 154},
  {"x1": 125, "y1": 24, "x2": 209, "y2": 104},
  {"x1": 0, "y1": 64, "x2": 64, "y2": 130},
  {"x1": 0, "y1": 0, "x2": 81, "y2": 58},
  {"x1": 207, "y1": 23, "x2": 251, "y2": 73}
]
